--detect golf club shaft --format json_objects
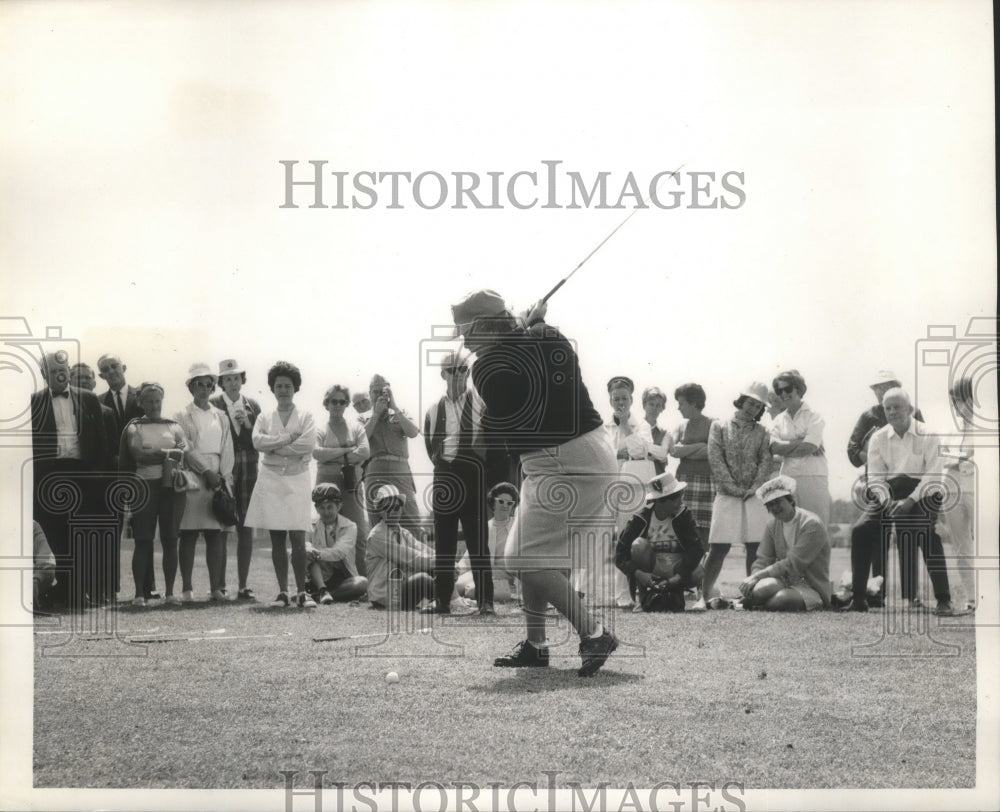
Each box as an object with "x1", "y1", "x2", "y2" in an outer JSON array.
[{"x1": 540, "y1": 161, "x2": 686, "y2": 304}]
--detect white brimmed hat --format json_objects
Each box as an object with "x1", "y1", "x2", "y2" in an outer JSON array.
[
  {"x1": 756, "y1": 475, "x2": 797, "y2": 504},
  {"x1": 185, "y1": 362, "x2": 217, "y2": 386},
  {"x1": 736, "y1": 382, "x2": 770, "y2": 405},
  {"x1": 373, "y1": 484, "x2": 406, "y2": 507},
  {"x1": 645, "y1": 472, "x2": 686, "y2": 503}
]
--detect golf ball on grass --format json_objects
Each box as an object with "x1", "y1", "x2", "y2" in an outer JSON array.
[{"x1": 385, "y1": 671, "x2": 400, "y2": 684}]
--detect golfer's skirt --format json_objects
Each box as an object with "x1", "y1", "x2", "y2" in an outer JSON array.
[
  {"x1": 708, "y1": 493, "x2": 770, "y2": 545},
  {"x1": 504, "y1": 428, "x2": 620, "y2": 573}
]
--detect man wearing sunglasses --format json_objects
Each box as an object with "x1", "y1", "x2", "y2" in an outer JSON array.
[{"x1": 421, "y1": 350, "x2": 495, "y2": 615}]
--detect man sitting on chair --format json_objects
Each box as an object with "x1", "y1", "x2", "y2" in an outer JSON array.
[{"x1": 305, "y1": 483, "x2": 368, "y2": 604}]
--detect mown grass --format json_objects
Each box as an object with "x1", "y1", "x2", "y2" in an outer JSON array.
[{"x1": 34, "y1": 542, "x2": 976, "y2": 789}]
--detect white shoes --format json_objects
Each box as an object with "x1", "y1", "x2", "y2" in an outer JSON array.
[
  {"x1": 181, "y1": 590, "x2": 194, "y2": 604},
  {"x1": 164, "y1": 595, "x2": 182, "y2": 606},
  {"x1": 132, "y1": 597, "x2": 146, "y2": 607},
  {"x1": 689, "y1": 598, "x2": 707, "y2": 612}
]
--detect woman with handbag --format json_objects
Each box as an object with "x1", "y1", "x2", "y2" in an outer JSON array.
[
  {"x1": 244, "y1": 361, "x2": 318, "y2": 608},
  {"x1": 313, "y1": 384, "x2": 370, "y2": 575},
  {"x1": 173, "y1": 363, "x2": 236, "y2": 603},
  {"x1": 118, "y1": 382, "x2": 189, "y2": 607},
  {"x1": 209, "y1": 359, "x2": 262, "y2": 600}
]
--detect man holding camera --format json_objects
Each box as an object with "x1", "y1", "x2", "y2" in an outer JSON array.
[{"x1": 363, "y1": 375, "x2": 422, "y2": 533}]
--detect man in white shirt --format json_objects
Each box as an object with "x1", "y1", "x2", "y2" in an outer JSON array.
[
  {"x1": 421, "y1": 351, "x2": 493, "y2": 615},
  {"x1": 847, "y1": 388, "x2": 953, "y2": 614},
  {"x1": 31, "y1": 351, "x2": 112, "y2": 610}
]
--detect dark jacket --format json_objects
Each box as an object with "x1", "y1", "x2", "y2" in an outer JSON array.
[
  {"x1": 471, "y1": 320, "x2": 603, "y2": 455},
  {"x1": 30, "y1": 386, "x2": 110, "y2": 472},
  {"x1": 614, "y1": 504, "x2": 704, "y2": 583}
]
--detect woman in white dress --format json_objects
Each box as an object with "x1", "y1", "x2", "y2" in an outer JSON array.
[
  {"x1": 244, "y1": 361, "x2": 317, "y2": 608},
  {"x1": 174, "y1": 363, "x2": 235, "y2": 602}
]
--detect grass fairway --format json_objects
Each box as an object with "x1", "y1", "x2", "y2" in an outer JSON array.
[{"x1": 34, "y1": 542, "x2": 976, "y2": 790}]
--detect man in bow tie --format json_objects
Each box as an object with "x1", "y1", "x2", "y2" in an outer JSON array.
[{"x1": 30, "y1": 351, "x2": 112, "y2": 611}]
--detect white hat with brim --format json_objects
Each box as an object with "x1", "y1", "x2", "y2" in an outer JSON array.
[
  {"x1": 218, "y1": 358, "x2": 245, "y2": 376},
  {"x1": 373, "y1": 484, "x2": 406, "y2": 507},
  {"x1": 645, "y1": 472, "x2": 686, "y2": 503},
  {"x1": 756, "y1": 475, "x2": 797, "y2": 504},
  {"x1": 737, "y1": 382, "x2": 770, "y2": 406},
  {"x1": 185, "y1": 362, "x2": 217, "y2": 387}
]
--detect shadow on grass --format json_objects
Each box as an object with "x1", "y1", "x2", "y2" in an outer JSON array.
[{"x1": 469, "y1": 669, "x2": 643, "y2": 694}]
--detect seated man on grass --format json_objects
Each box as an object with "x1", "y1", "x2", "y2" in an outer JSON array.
[
  {"x1": 739, "y1": 475, "x2": 831, "y2": 611},
  {"x1": 305, "y1": 483, "x2": 369, "y2": 604},
  {"x1": 364, "y1": 484, "x2": 434, "y2": 610},
  {"x1": 614, "y1": 473, "x2": 705, "y2": 613}
]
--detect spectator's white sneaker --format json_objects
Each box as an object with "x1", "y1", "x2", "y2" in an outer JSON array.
[
  {"x1": 181, "y1": 590, "x2": 194, "y2": 604},
  {"x1": 164, "y1": 595, "x2": 182, "y2": 606},
  {"x1": 689, "y1": 598, "x2": 707, "y2": 612}
]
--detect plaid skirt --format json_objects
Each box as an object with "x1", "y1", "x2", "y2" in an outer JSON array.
[
  {"x1": 231, "y1": 448, "x2": 259, "y2": 528},
  {"x1": 676, "y1": 471, "x2": 714, "y2": 531}
]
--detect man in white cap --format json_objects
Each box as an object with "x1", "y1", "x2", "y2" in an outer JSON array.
[
  {"x1": 739, "y1": 475, "x2": 831, "y2": 611},
  {"x1": 364, "y1": 485, "x2": 434, "y2": 610},
  {"x1": 614, "y1": 473, "x2": 705, "y2": 612},
  {"x1": 452, "y1": 289, "x2": 620, "y2": 677},
  {"x1": 421, "y1": 349, "x2": 495, "y2": 615}
]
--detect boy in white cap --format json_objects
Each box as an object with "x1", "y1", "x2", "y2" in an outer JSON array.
[
  {"x1": 363, "y1": 485, "x2": 434, "y2": 610},
  {"x1": 614, "y1": 473, "x2": 705, "y2": 612},
  {"x1": 739, "y1": 475, "x2": 831, "y2": 611}
]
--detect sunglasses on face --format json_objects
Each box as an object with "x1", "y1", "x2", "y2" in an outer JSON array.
[
  {"x1": 328, "y1": 399, "x2": 349, "y2": 406},
  {"x1": 775, "y1": 386, "x2": 794, "y2": 395}
]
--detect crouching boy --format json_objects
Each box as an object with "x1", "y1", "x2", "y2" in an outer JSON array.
[{"x1": 615, "y1": 473, "x2": 705, "y2": 612}]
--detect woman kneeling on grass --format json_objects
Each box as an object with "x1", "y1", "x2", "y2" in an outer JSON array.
[{"x1": 738, "y1": 475, "x2": 832, "y2": 611}]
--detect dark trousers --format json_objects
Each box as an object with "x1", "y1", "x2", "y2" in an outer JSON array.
[
  {"x1": 431, "y1": 458, "x2": 492, "y2": 608},
  {"x1": 34, "y1": 459, "x2": 116, "y2": 608},
  {"x1": 851, "y1": 482, "x2": 951, "y2": 604}
]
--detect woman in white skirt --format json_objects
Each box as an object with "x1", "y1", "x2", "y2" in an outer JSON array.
[
  {"x1": 768, "y1": 370, "x2": 831, "y2": 524},
  {"x1": 174, "y1": 363, "x2": 235, "y2": 602},
  {"x1": 244, "y1": 361, "x2": 317, "y2": 608},
  {"x1": 700, "y1": 383, "x2": 774, "y2": 608}
]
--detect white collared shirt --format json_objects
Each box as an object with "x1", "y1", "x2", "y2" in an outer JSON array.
[
  {"x1": 51, "y1": 391, "x2": 81, "y2": 459},
  {"x1": 867, "y1": 418, "x2": 942, "y2": 495},
  {"x1": 442, "y1": 391, "x2": 468, "y2": 462},
  {"x1": 605, "y1": 413, "x2": 653, "y2": 460},
  {"x1": 221, "y1": 391, "x2": 244, "y2": 435}
]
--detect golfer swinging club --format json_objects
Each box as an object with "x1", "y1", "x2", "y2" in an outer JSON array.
[{"x1": 452, "y1": 289, "x2": 620, "y2": 676}]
